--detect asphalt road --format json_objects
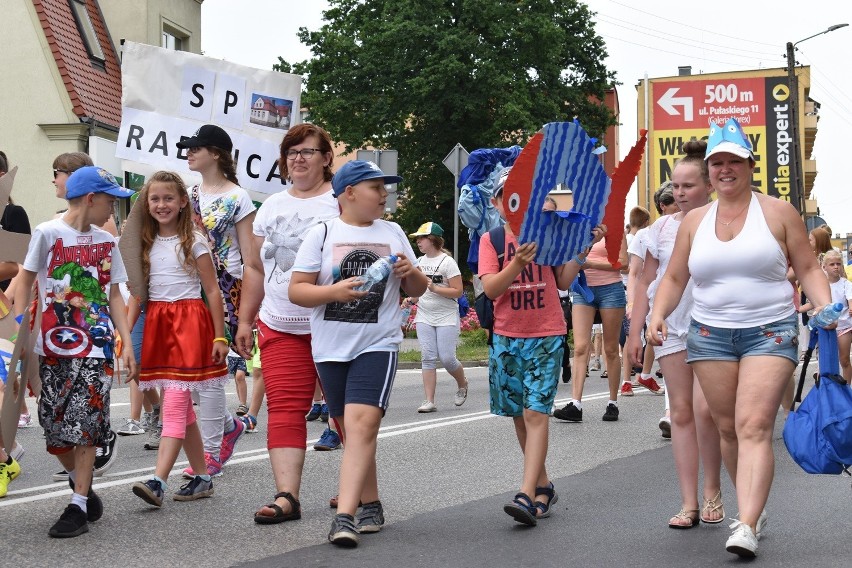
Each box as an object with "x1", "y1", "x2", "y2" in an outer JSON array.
[{"x1": 2, "y1": 362, "x2": 849, "y2": 567}]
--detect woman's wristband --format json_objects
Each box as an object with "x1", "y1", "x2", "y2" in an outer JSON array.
[{"x1": 213, "y1": 337, "x2": 228, "y2": 345}]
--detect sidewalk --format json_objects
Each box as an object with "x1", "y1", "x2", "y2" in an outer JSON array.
[{"x1": 398, "y1": 337, "x2": 489, "y2": 369}]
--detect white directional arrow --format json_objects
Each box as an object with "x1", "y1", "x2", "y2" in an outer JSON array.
[{"x1": 657, "y1": 87, "x2": 694, "y2": 121}]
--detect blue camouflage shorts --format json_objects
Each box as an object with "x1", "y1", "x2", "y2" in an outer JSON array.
[{"x1": 488, "y1": 334, "x2": 563, "y2": 417}]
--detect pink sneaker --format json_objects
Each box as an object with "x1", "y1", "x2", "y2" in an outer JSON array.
[
  {"x1": 182, "y1": 452, "x2": 223, "y2": 478},
  {"x1": 219, "y1": 417, "x2": 245, "y2": 465}
]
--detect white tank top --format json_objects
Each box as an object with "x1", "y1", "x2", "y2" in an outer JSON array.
[{"x1": 688, "y1": 193, "x2": 795, "y2": 328}]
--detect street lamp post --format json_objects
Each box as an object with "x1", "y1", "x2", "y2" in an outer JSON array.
[{"x1": 785, "y1": 23, "x2": 848, "y2": 217}]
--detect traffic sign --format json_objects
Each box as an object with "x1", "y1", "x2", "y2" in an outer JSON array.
[{"x1": 443, "y1": 143, "x2": 470, "y2": 261}]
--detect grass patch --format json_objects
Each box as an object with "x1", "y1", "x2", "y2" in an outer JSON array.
[{"x1": 399, "y1": 328, "x2": 489, "y2": 363}]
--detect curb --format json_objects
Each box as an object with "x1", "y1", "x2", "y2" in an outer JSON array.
[{"x1": 397, "y1": 360, "x2": 489, "y2": 370}]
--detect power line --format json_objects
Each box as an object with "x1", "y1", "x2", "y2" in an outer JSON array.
[
  {"x1": 600, "y1": 34, "x2": 762, "y2": 71},
  {"x1": 595, "y1": 13, "x2": 781, "y2": 59},
  {"x1": 600, "y1": 0, "x2": 781, "y2": 48}
]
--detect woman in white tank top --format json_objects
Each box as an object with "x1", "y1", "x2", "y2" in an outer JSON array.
[
  {"x1": 627, "y1": 140, "x2": 722, "y2": 529},
  {"x1": 646, "y1": 119, "x2": 831, "y2": 558}
]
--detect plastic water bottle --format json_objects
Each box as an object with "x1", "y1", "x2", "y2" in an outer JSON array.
[
  {"x1": 808, "y1": 302, "x2": 845, "y2": 330},
  {"x1": 355, "y1": 255, "x2": 398, "y2": 291}
]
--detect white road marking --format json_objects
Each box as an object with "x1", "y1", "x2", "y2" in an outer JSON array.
[{"x1": 0, "y1": 389, "x2": 618, "y2": 508}]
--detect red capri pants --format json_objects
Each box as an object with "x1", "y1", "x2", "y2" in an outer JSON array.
[{"x1": 257, "y1": 320, "x2": 319, "y2": 449}]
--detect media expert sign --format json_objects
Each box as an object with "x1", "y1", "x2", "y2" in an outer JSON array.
[
  {"x1": 650, "y1": 74, "x2": 797, "y2": 204},
  {"x1": 116, "y1": 42, "x2": 302, "y2": 195}
]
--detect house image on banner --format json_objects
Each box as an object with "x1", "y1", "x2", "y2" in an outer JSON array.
[{"x1": 250, "y1": 94, "x2": 293, "y2": 129}]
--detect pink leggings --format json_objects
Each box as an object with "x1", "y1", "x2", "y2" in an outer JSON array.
[
  {"x1": 161, "y1": 388, "x2": 197, "y2": 439},
  {"x1": 258, "y1": 321, "x2": 319, "y2": 449}
]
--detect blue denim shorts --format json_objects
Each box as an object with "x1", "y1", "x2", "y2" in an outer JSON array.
[
  {"x1": 686, "y1": 314, "x2": 799, "y2": 365},
  {"x1": 570, "y1": 281, "x2": 627, "y2": 309},
  {"x1": 488, "y1": 334, "x2": 563, "y2": 417}
]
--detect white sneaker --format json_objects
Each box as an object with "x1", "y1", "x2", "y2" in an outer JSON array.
[
  {"x1": 18, "y1": 413, "x2": 33, "y2": 428},
  {"x1": 589, "y1": 357, "x2": 601, "y2": 371},
  {"x1": 756, "y1": 510, "x2": 768, "y2": 540},
  {"x1": 10, "y1": 441, "x2": 25, "y2": 462},
  {"x1": 726, "y1": 520, "x2": 758, "y2": 557},
  {"x1": 417, "y1": 400, "x2": 437, "y2": 413},
  {"x1": 454, "y1": 382, "x2": 468, "y2": 406},
  {"x1": 117, "y1": 418, "x2": 146, "y2": 436}
]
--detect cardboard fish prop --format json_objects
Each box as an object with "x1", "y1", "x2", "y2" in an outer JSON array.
[
  {"x1": 0, "y1": 168, "x2": 31, "y2": 264},
  {"x1": 503, "y1": 121, "x2": 609, "y2": 266},
  {"x1": 601, "y1": 129, "x2": 648, "y2": 267},
  {"x1": 118, "y1": 198, "x2": 148, "y2": 303}
]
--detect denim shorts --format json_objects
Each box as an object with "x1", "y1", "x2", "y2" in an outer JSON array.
[
  {"x1": 488, "y1": 334, "x2": 563, "y2": 417},
  {"x1": 686, "y1": 314, "x2": 799, "y2": 365},
  {"x1": 570, "y1": 281, "x2": 627, "y2": 309}
]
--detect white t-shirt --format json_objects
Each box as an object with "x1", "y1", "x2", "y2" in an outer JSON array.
[
  {"x1": 148, "y1": 233, "x2": 211, "y2": 302},
  {"x1": 192, "y1": 185, "x2": 255, "y2": 279},
  {"x1": 253, "y1": 189, "x2": 339, "y2": 334},
  {"x1": 828, "y1": 277, "x2": 852, "y2": 330},
  {"x1": 414, "y1": 253, "x2": 462, "y2": 327},
  {"x1": 23, "y1": 218, "x2": 128, "y2": 359},
  {"x1": 622, "y1": 232, "x2": 636, "y2": 286},
  {"x1": 292, "y1": 218, "x2": 416, "y2": 362},
  {"x1": 645, "y1": 214, "x2": 694, "y2": 339},
  {"x1": 627, "y1": 226, "x2": 650, "y2": 260}
]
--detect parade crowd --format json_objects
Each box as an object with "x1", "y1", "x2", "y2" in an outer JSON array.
[{"x1": 0, "y1": 117, "x2": 844, "y2": 559}]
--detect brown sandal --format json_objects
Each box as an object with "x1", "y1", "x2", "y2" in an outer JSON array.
[
  {"x1": 254, "y1": 491, "x2": 301, "y2": 524},
  {"x1": 669, "y1": 508, "x2": 700, "y2": 529},
  {"x1": 700, "y1": 490, "x2": 724, "y2": 524}
]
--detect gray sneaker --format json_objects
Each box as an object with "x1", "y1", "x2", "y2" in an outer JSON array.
[
  {"x1": 132, "y1": 478, "x2": 165, "y2": 507},
  {"x1": 454, "y1": 382, "x2": 468, "y2": 406},
  {"x1": 117, "y1": 418, "x2": 145, "y2": 436},
  {"x1": 144, "y1": 425, "x2": 162, "y2": 450},
  {"x1": 328, "y1": 513, "x2": 359, "y2": 547},
  {"x1": 173, "y1": 475, "x2": 213, "y2": 501},
  {"x1": 356, "y1": 500, "x2": 385, "y2": 533},
  {"x1": 140, "y1": 412, "x2": 153, "y2": 431}
]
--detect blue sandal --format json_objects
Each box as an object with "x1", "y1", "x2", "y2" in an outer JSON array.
[
  {"x1": 503, "y1": 492, "x2": 538, "y2": 526},
  {"x1": 534, "y1": 482, "x2": 559, "y2": 518}
]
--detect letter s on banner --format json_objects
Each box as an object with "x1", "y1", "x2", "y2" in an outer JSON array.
[{"x1": 180, "y1": 66, "x2": 216, "y2": 121}]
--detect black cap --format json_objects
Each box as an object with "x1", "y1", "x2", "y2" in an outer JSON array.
[{"x1": 176, "y1": 124, "x2": 233, "y2": 152}]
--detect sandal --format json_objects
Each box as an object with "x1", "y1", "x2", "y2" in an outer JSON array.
[
  {"x1": 503, "y1": 492, "x2": 538, "y2": 526},
  {"x1": 700, "y1": 490, "x2": 724, "y2": 524},
  {"x1": 254, "y1": 491, "x2": 302, "y2": 524},
  {"x1": 601, "y1": 370, "x2": 608, "y2": 378},
  {"x1": 236, "y1": 404, "x2": 249, "y2": 417},
  {"x1": 534, "y1": 482, "x2": 559, "y2": 518},
  {"x1": 669, "y1": 508, "x2": 700, "y2": 529}
]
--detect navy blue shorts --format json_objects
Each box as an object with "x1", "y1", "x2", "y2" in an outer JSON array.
[{"x1": 315, "y1": 351, "x2": 398, "y2": 418}]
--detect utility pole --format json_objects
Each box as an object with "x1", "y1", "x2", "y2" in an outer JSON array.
[{"x1": 785, "y1": 41, "x2": 804, "y2": 216}]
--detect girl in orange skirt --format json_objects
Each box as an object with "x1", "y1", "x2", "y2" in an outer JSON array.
[{"x1": 129, "y1": 171, "x2": 228, "y2": 508}]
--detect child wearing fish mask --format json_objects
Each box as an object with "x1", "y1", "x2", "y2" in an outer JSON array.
[{"x1": 478, "y1": 172, "x2": 606, "y2": 526}]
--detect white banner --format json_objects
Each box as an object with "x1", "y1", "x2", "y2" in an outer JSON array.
[{"x1": 117, "y1": 42, "x2": 302, "y2": 195}]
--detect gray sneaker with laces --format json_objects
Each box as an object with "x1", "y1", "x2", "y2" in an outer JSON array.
[
  {"x1": 173, "y1": 475, "x2": 213, "y2": 501},
  {"x1": 118, "y1": 418, "x2": 145, "y2": 436},
  {"x1": 356, "y1": 500, "x2": 385, "y2": 533},
  {"x1": 144, "y1": 425, "x2": 162, "y2": 450}
]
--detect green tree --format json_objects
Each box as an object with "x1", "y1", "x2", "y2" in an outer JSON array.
[{"x1": 280, "y1": 0, "x2": 617, "y2": 269}]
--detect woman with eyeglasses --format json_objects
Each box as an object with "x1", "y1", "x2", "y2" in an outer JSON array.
[
  {"x1": 235, "y1": 123, "x2": 341, "y2": 524},
  {"x1": 173, "y1": 125, "x2": 256, "y2": 478}
]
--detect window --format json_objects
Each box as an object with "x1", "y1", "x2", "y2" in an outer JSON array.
[
  {"x1": 162, "y1": 31, "x2": 182, "y2": 51},
  {"x1": 69, "y1": 0, "x2": 105, "y2": 62}
]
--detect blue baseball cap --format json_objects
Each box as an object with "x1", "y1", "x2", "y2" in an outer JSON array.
[
  {"x1": 332, "y1": 160, "x2": 402, "y2": 197},
  {"x1": 65, "y1": 166, "x2": 134, "y2": 200}
]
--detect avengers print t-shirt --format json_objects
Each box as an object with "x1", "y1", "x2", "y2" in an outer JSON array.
[{"x1": 23, "y1": 218, "x2": 128, "y2": 359}]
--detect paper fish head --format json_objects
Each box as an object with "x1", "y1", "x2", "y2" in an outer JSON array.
[
  {"x1": 705, "y1": 118, "x2": 753, "y2": 160},
  {"x1": 504, "y1": 121, "x2": 610, "y2": 266}
]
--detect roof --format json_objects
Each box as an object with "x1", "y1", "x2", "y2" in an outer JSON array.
[{"x1": 33, "y1": 0, "x2": 122, "y2": 127}]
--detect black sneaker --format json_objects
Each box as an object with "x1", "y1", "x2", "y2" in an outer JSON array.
[
  {"x1": 356, "y1": 500, "x2": 385, "y2": 534},
  {"x1": 48, "y1": 504, "x2": 88, "y2": 538},
  {"x1": 132, "y1": 478, "x2": 165, "y2": 507},
  {"x1": 93, "y1": 430, "x2": 117, "y2": 475},
  {"x1": 328, "y1": 513, "x2": 359, "y2": 547},
  {"x1": 602, "y1": 403, "x2": 619, "y2": 422},
  {"x1": 173, "y1": 475, "x2": 213, "y2": 501},
  {"x1": 553, "y1": 402, "x2": 582, "y2": 422},
  {"x1": 68, "y1": 479, "x2": 103, "y2": 522}
]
